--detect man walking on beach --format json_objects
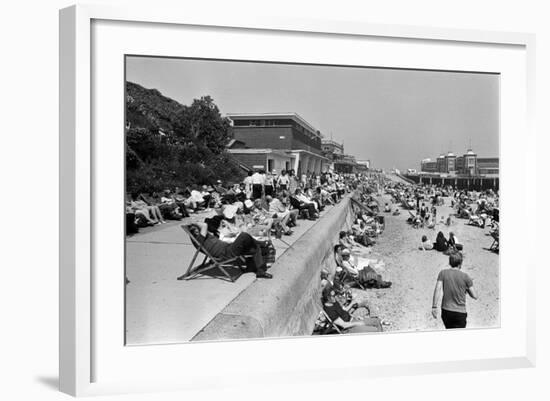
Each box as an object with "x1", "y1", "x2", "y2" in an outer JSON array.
[{"x1": 431, "y1": 252, "x2": 478, "y2": 329}]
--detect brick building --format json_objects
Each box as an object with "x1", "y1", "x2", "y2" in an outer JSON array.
[{"x1": 227, "y1": 112, "x2": 329, "y2": 175}]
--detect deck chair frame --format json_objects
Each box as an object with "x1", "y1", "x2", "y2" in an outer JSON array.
[
  {"x1": 334, "y1": 251, "x2": 366, "y2": 290},
  {"x1": 178, "y1": 225, "x2": 246, "y2": 282},
  {"x1": 489, "y1": 231, "x2": 499, "y2": 252},
  {"x1": 319, "y1": 308, "x2": 343, "y2": 334}
]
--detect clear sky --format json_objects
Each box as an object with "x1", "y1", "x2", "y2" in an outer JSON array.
[{"x1": 126, "y1": 56, "x2": 499, "y2": 171}]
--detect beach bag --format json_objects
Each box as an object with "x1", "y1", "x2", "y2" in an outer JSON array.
[{"x1": 259, "y1": 240, "x2": 276, "y2": 264}]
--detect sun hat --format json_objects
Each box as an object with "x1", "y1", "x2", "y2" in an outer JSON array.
[{"x1": 341, "y1": 248, "x2": 351, "y2": 256}]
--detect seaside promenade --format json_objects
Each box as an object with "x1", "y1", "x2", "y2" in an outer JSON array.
[{"x1": 125, "y1": 202, "x2": 338, "y2": 345}]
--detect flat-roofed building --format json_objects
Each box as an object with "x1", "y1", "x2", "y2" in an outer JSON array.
[
  {"x1": 227, "y1": 112, "x2": 329, "y2": 175},
  {"x1": 421, "y1": 158, "x2": 438, "y2": 173},
  {"x1": 418, "y1": 148, "x2": 498, "y2": 176},
  {"x1": 477, "y1": 157, "x2": 499, "y2": 176}
]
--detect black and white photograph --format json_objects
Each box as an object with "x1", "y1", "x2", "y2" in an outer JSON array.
[{"x1": 124, "y1": 56, "x2": 500, "y2": 344}]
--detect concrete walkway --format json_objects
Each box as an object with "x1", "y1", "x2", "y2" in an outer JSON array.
[{"x1": 125, "y1": 206, "x2": 335, "y2": 345}]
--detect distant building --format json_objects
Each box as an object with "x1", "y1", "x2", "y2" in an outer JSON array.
[
  {"x1": 321, "y1": 139, "x2": 344, "y2": 156},
  {"x1": 477, "y1": 157, "x2": 499, "y2": 175},
  {"x1": 420, "y1": 158, "x2": 437, "y2": 173},
  {"x1": 420, "y1": 148, "x2": 498, "y2": 176},
  {"x1": 227, "y1": 112, "x2": 329, "y2": 175}
]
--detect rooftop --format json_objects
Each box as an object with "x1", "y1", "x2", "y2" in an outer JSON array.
[{"x1": 226, "y1": 112, "x2": 323, "y2": 139}]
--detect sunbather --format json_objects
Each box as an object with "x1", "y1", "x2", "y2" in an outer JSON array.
[
  {"x1": 419, "y1": 235, "x2": 434, "y2": 250},
  {"x1": 322, "y1": 286, "x2": 382, "y2": 333},
  {"x1": 187, "y1": 222, "x2": 272, "y2": 279},
  {"x1": 130, "y1": 193, "x2": 165, "y2": 224}
]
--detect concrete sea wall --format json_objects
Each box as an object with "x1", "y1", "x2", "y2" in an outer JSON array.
[{"x1": 192, "y1": 195, "x2": 356, "y2": 341}]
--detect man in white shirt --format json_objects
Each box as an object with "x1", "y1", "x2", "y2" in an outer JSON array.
[
  {"x1": 251, "y1": 170, "x2": 265, "y2": 200},
  {"x1": 277, "y1": 170, "x2": 290, "y2": 191}
]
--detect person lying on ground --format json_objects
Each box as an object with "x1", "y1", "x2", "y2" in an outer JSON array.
[
  {"x1": 186, "y1": 222, "x2": 272, "y2": 279},
  {"x1": 322, "y1": 286, "x2": 382, "y2": 333},
  {"x1": 432, "y1": 251, "x2": 477, "y2": 329}
]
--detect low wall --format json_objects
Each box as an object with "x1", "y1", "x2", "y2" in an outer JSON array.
[{"x1": 192, "y1": 195, "x2": 356, "y2": 341}]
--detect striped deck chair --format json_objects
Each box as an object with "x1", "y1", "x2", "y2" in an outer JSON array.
[
  {"x1": 177, "y1": 225, "x2": 246, "y2": 282},
  {"x1": 316, "y1": 308, "x2": 343, "y2": 335}
]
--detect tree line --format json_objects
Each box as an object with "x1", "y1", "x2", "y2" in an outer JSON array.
[{"x1": 126, "y1": 82, "x2": 245, "y2": 194}]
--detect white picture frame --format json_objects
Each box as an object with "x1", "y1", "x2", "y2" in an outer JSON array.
[{"x1": 59, "y1": 4, "x2": 536, "y2": 397}]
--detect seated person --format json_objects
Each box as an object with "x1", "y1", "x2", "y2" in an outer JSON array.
[
  {"x1": 295, "y1": 188, "x2": 319, "y2": 212},
  {"x1": 184, "y1": 222, "x2": 272, "y2": 279},
  {"x1": 306, "y1": 187, "x2": 325, "y2": 212},
  {"x1": 289, "y1": 193, "x2": 317, "y2": 220},
  {"x1": 448, "y1": 232, "x2": 463, "y2": 251},
  {"x1": 384, "y1": 203, "x2": 391, "y2": 212},
  {"x1": 130, "y1": 193, "x2": 165, "y2": 224},
  {"x1": 351, "y1": 220, "x2": 376, "y2": 247},
  {"x1": 189, "y1": 186, "x2": 206, "y2": 210},
  {"x1": 318, "y1": 186, "x2": 335, "y2": 205},
  {"x1": 126, "y1": 196, "x2": 154, "y2": 227},
  {"x1": 249, "y1": 199, "x2": 275, "y2": 235},
  {"x1": 159, "y1": 189, "x2": 183, "y2": 220},
  {"x1": 266, "y1": 195, "x2": 295, "y2": 235},
  {"x1": 322, "y1": 286, "x2": 382, "y2": 333},
  {"x1": 434, "y1": 231, "x2": 449, "y2": 252},
  {"x1": 338, "y1": 231, "x2": 370, "y2": 257},
  {"x1": 172, "y1": 187, "x2": 190, "y2": 217},
  {"x1": 419, "y1": 235, "x2": 434, "y2": 250},
  {"x1": 339, "y1": 248, "x2": 360, "y2": 276}
]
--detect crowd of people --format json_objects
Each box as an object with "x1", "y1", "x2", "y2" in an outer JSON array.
[
  {"x1": 128, "y1": 168, "x2": 495, "y2": 331},
  {"x1": 130, "y1": 168, "x2": 363, "y2": 279},
  {"x1": 125, "y1": 169, "x2": 353, "y2": 234},
  {"x1": 314, "y1": 176, "x2": 392, "y2": 335},
  {"x1": 383, "y1": 179, "x2": 498, "y2": 329}
]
